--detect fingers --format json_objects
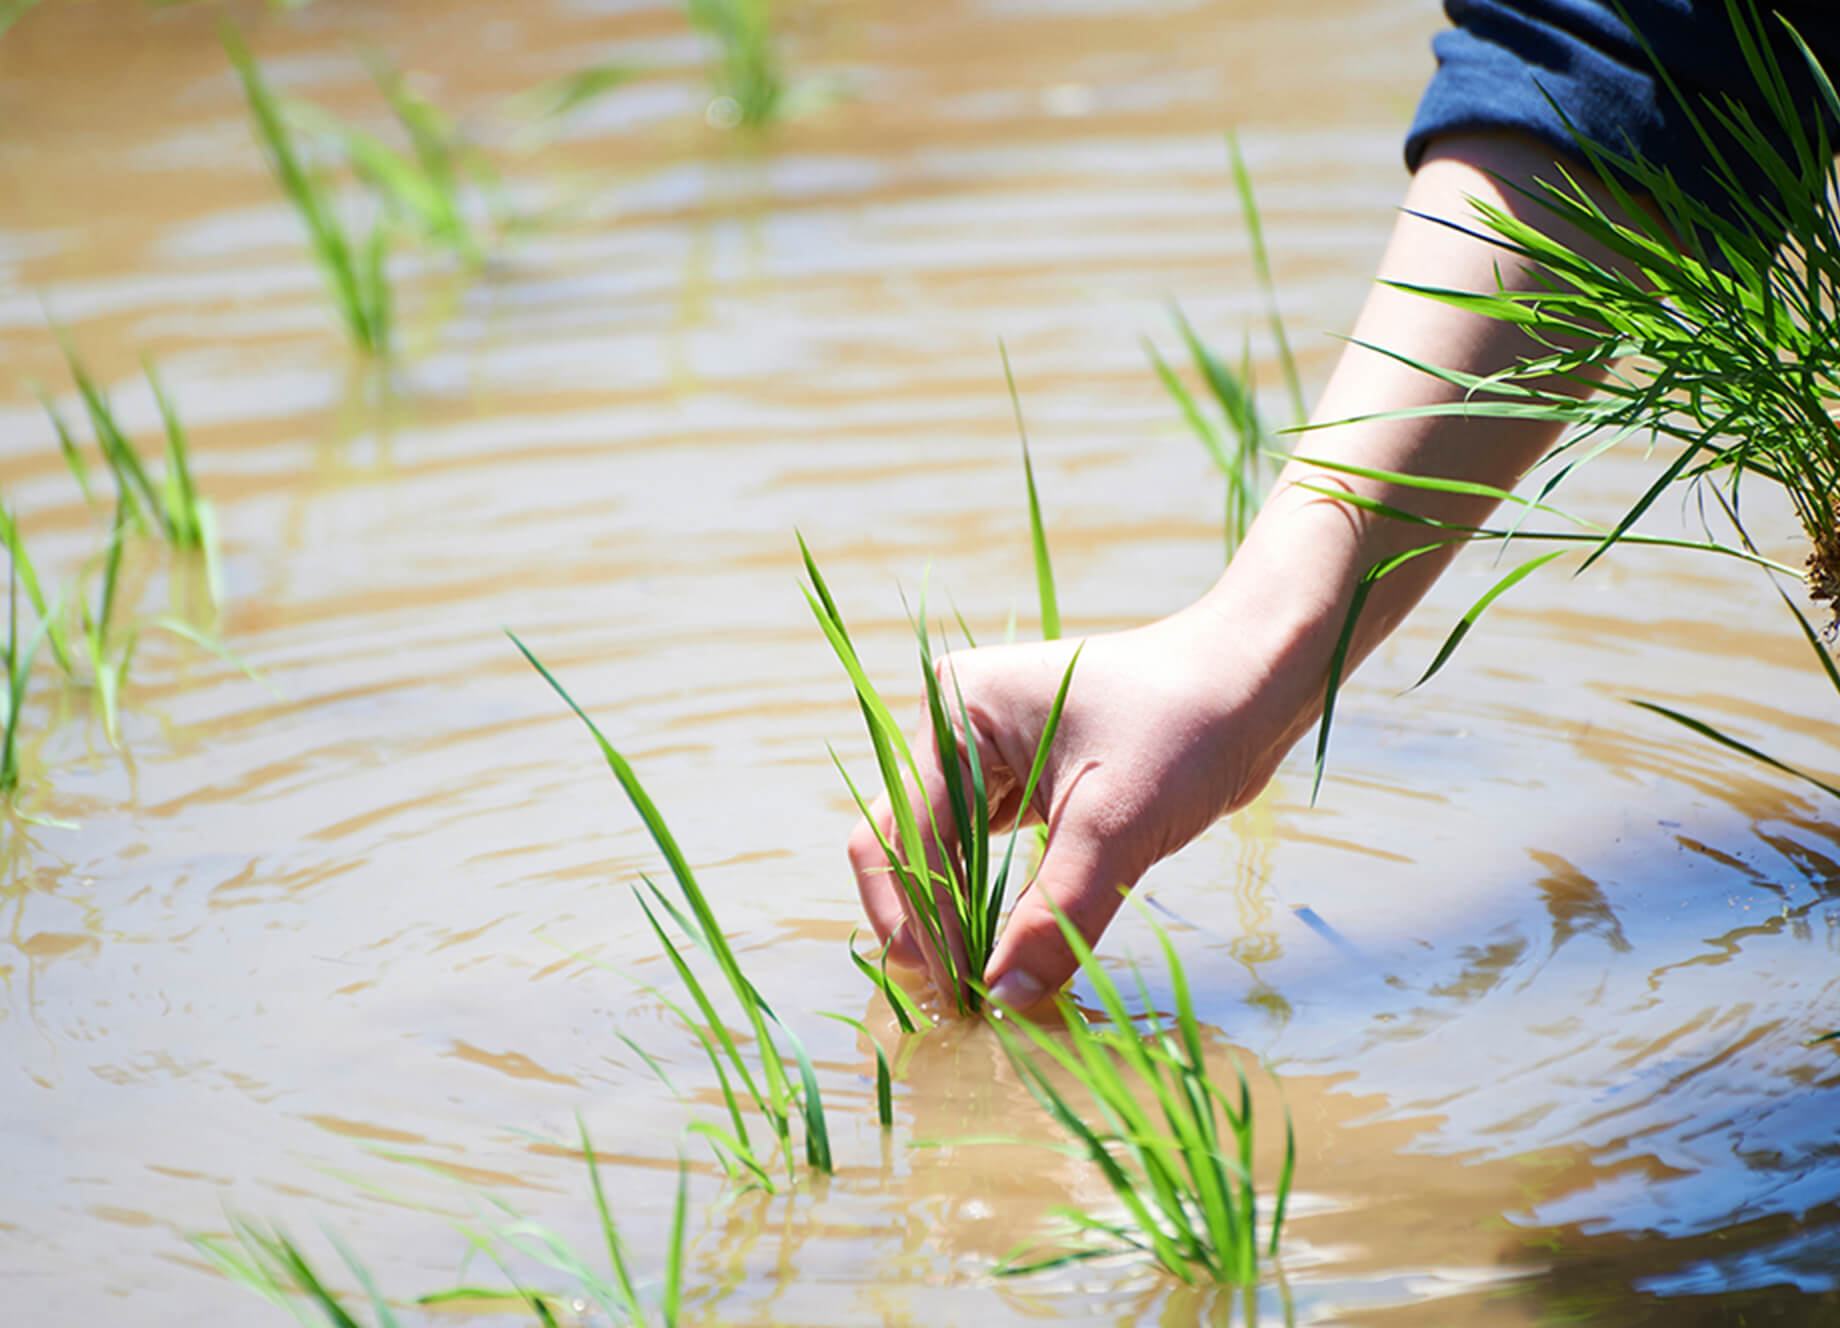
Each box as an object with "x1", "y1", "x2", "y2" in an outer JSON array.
[
  {"x1": 982, "y1": 821, "x2": 1135, "y2": 1013},
  {"x1": 844, "y1": 724, "x2": 968, "y2": 998},
  {"x1": 847, "y1": 793, "x2": 907, "y2": 944}
]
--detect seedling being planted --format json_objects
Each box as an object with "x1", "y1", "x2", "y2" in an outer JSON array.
[
  {"x1": 800, "y1": 538, "x2": 1079, "y2": 1018},
  {"x1": 510, "y1": 633, "x2": 832, "y2": 1188},
  {"x1": 988, "y1": 904, "x2": 1295, "y2": 1286}
]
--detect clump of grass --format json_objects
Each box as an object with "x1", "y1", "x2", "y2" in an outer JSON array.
[
  {"x1": 686, "y1": 0, "x2": 841, "y2": 132},
  {"x1": 510, "y1": 632, "x2": 833, "y2": 1186},
  {"x1": 812, "y1": 351, "x2": 1074, "y2": 1020},
  {"x1": 55, "y1": 344, "x2": 222, "y2": 606},
  {"x1": 1296, "y1": 0, "x2": 1840, "y2": 801},
  {"x1": 195, "y1": 1122, "x2": 692, "y2": 1327},
  {"x1": 988, "y1": 904, "x2": 1295, "y2": 1285},
  {"x1": 800, "y1": 537, "x2": 1080, "y2": 1017},
  {"x1": 193, "y1": 1216, "x2": 405, "y2": 1328},
  {"x1": 295, "y1": 49, "x2": 517, "y2": 269},
  {"x1": 1146, "y1": 309, "x2": 1271, "y2": 557},
  {"x1": 1290, "y1": 453, "x2": 1810, "y2": 800},
  {"x1": 223, "y1": 24, "x2": 393, "y2": 355},
  {"x1": 513, "y1": 62, "x2": 639, "y2": 124},
  {"x1": 1, "y1": 506, "x2": 73, "y2": 681},
  {"x1": 1, "y1": 535, "x2": 55, "y2": 797},
  {"x1": 1147, "y1": 136, "x2": 1303, "y2": 558},
  {"x1": 79, "y1": 497, "x2": 136, "y2": 748},
  {"x1": 688, "y1": 0, "x2": 784, "y2": 130},
  {"x1": 424, "y1": 1122, "x2": 692, "y2": 1326}
]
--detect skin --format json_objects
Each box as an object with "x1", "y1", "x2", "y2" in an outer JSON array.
[{"x1": 849, "y1": 132, "x2": 1641, "y2": 1010}]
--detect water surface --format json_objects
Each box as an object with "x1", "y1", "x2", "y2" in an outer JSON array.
[{"x1": 1, "y1": 1, "x2": 1837, "y2": 1323}]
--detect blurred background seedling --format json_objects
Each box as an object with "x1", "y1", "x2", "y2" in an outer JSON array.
[
  {"x1": 224, "y1": 24, "x2": 394, "y2": 355},
  {"x1": 688, "y1": 0, "x2": 843, "y2": 133},
  {"x1": 511, "y1": 633, "x2": 834, "y2": 1187},
  {"x1": 1146, "y1": 136, "x2": 1303, "y2": 559},
  {"x1": 988, "y1": 904, "x2": 1295, "y2": 1286},
  {"x1": 0, "y1": 0, "x2": 40, "y2": 39},
  {"x1": 193, "y1": 1216, "x2": 406, "y2": 1328},
  {"x1": 194, "y1": 1123, "x2": 692, "y2": 1327},
  {"x1": 1, "y1": 549, "x2": 53, "y2": 797}
]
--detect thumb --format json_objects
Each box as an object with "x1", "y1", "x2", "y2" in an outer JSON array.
[{"x1": 981, "y1": 822, "x2": 1135, "y2": 1012}]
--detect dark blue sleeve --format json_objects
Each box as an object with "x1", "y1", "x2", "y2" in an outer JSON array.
[{"x1": 1405, "y1": 0, "x2": 1840, "y2": 220}]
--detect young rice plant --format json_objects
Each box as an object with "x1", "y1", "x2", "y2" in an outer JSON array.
[
  {"x1": 800, "y1": 536, "x2": 1079, "y2": 1018},
  {"x1": 224, "y1": 24, "x2": 393, "y2": 355},
  {"x1": 194, "y1": 1121, "x2": 693, "y2": 1327},
  {"x1": 687, "y1": 0, "x2": 840, "y2": 131},
  {"x1": 510, "y1": 632, "x2": 836, "y2": 1187},
  {"x1": 987, "y1": 903, "x2": 1295, "y2": 1285},
  {"x1": 1146, "y1": 135, "x2": 1305, "y2": 559}
]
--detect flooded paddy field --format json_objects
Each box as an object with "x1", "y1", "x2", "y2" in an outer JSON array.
[{"x1": 1, "y1": 0, "x2": 1837, "y2": 1323}]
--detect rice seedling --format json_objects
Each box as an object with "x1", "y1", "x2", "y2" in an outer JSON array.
[
  {"x1": 509, "y1": 632, "x2": 832, "y2": 1187},
  {"x1": 987, "y1": 903, "x2": 1295, "y2": 1285},
  {"x1": 52, "y1": 345, "x2": 222, "y2": 605},
  {"x1": 1, "y1": 535, "x2": 55, "y2": 797},
  {"x1": 1147, "y1": 136, "x2": 1303, "y2": 558},
  {"x1": 33, "y1": 385, "x2": 92, "y2": 506},
  {"x1": 817, "y1": 1010, "x2": 894, "y2": 1128},
  {"x1": 192, "y1": 1216, "x2": 406, "y2": 1328},
  {"x1": 514, "y1": 62, "x2": 639, "y2": 123},
  {"x1": 1003, "y1": 342, "x2": 1060, "y2": 642},
  {"x1": 685, "y1": 0, "x2": 841, "y2": 132},
  {"x1": 79, "y1": 497, "x2": 137, "y2": 749},
  {"x1": 0, "y1": 507, "x2": 73, "y2": 681},
  {"x1": 223, "y1": 24, "x2": 393, "y2": 355},
  {"x1": 847, "y1": 930, "x2": 927, "y2": 1034},
  {"x1": 1146, "y1": 309, "x2": 1271, "y2": 558},
  {"x1": 687, "y1": 0, "x2": 784, "y2": 131},
  {"x1": 1289, "y1": 453, "x2": 1810, "y2": 800},
  {"x1": 423, "y1": 1122, "x2": 693, "y2": 1326},
  {"x1": 298, "y1": 49, "x2": 519, "y2": 268},
  {"x1": 0, "y1": 0, "x2": 40, "y2": 39},
  {"x1": 360, "y1": 52, "x2": 483, "y2": 266},
  {"x1": 1294, "y1": 0, "x2": 1840, "y2": 801},
  {"x1": 800, "y1": 537, "x2": 1080, "y2": 1017},
  {"x1": 195, "y1": 1123, "x2": 691, "y2": 1327}
]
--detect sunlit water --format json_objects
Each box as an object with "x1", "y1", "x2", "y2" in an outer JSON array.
[{"x1": 1, "y1": 1, "x2": 1837, "y2": 1324}]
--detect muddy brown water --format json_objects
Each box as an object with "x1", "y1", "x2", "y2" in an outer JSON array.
[{"x1": 2, "y1": 1, "x2": 1838, "y2": 1324}]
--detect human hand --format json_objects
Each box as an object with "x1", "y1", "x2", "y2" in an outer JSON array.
[{"x1": 847, "y1": 603, "x2": 1309, "y2": 1012}]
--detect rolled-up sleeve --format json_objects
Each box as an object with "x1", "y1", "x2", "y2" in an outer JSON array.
[{"x1": 1405, "y1": 0, "x2": 1840, "y2": 220}]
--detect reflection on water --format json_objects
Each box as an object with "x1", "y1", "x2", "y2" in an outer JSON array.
[{"x1": 2, "y1": 0, "x2": 1839, "y2": 1323}]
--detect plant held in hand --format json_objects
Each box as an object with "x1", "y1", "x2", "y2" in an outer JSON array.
[{"x1": 800, "y1": 538, "x2": 1079, "y2": 1017}]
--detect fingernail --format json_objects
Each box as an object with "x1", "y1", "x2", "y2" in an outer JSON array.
[{"x1": 987, "y1": 968, "x2": 1046, "y2": 1012}]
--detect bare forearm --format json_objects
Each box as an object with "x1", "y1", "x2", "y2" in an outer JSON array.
[{"x1": 1183, "y1": 133, "x2": 1635, "y2": 771}]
